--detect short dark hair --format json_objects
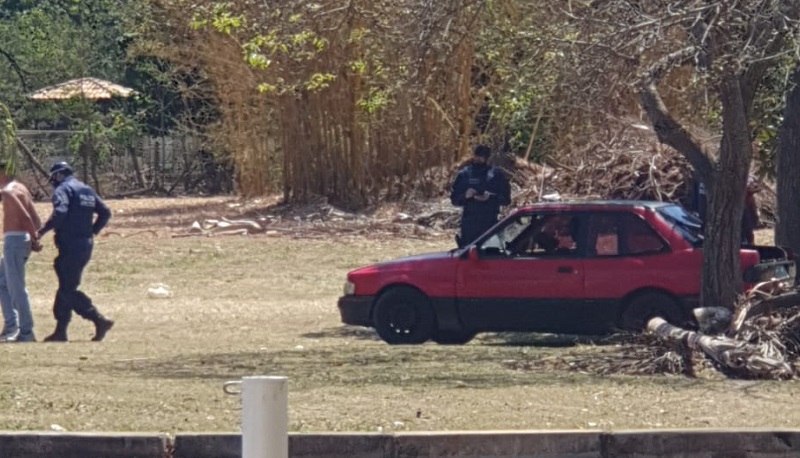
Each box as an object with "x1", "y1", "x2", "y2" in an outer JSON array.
[{"x1": 474, "y1": 145, "x2": 491, "y2": 158}]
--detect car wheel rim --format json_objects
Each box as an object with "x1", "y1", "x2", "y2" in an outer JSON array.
[{"x1": 388, "y1": 303, "x2": 417, "y2": 335}]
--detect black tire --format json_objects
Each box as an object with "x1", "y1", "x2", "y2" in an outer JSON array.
[
  {"x1": 372, "y1": 287, "x2": 435, "y2": 344},
  {"x1": 433, "y1": 330, "x2": 477, "y2": 345},
  {"x1": 621, "y1": 292, "x2": 689, "y2": 331}
]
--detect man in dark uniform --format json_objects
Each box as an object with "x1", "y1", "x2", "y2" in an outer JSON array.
[
  {"x1": 450, "y1": 145, "x2": 511, "y2": 247},
  {"x1": 38, "y1": 162, "x2": 114, "y2": 342}
]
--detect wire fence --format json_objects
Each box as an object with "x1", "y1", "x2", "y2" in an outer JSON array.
[{"x1": 15, "y1": 130, "x2": 234, "y2": 199}]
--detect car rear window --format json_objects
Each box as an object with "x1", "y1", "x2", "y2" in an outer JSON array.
[{"x1": 656, "y1": 204, "x2": 703, "y2": 246}]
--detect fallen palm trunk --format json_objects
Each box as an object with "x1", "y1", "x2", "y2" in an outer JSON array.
[
  {"x1": 646, "y1": 316, "x2": 794, "y2": 379},
  {"x1": 173, "y1": 217, "x2": 265, "y2": 237}
]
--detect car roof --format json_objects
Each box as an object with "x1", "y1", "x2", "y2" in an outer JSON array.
[{"x1": 516, "y1": 200, "x2": 676, "y2": 212}]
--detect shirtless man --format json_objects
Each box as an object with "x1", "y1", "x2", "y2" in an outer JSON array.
[{"x1": 0, "y1": 162, "x2": 42, "y2": 342}]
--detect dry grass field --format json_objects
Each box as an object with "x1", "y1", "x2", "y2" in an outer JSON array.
[{"x1": 0, "y1": 196, "x2": 795, "y2": 433}]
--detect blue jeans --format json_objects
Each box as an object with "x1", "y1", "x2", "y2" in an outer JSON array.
[{"x1": 0, "y1": 234, "x2": 33, "y2": 336}]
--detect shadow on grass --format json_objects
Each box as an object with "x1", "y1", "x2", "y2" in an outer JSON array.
[
  {"x1": 301, "y1": 326, "x2": 379, "y2": 341},
  {"x1": 97, "y1": 344, "x2": 598, "y2": 389},
  {"x1": 479, "y1": 331, "x2": 636, "y2": 348},
  {"x1": 300, "y1": 327, "x2": 632, "y2": 348}
]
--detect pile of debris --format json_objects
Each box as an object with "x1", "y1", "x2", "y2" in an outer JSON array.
[
  {"x1": 503, "y1": 281, "x2": 800, "y2": 380},
  {"x1": 168, "y1": 118, "x2": 777, "y2": 239},
  {"x1": 169, "y1": 195, "x2": 458, "y2": 240}
]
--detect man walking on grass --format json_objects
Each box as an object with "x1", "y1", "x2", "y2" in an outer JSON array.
[
  {"x1": 38, "y1": 161, "x2": 114, "y2": 342},
  {"x1": 0, "y1": 161, "x2": 43, "y2": 342}
]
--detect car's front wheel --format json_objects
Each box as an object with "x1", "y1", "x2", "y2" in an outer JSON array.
[{"x1": 373, "y1": 286, "x2": 435, "y2": 344}]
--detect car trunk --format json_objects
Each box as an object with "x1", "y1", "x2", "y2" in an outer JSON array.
[{"x1": 742, "y1": 245, "x2": 796, "y2": 284}]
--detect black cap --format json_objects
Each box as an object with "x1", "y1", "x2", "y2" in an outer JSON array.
[
  {"x1": 473, "y1": 145, "x2": 491, "y2": 158},
  {"x1": 49, "y1": 161, "x2": 73, "y2": 176}
]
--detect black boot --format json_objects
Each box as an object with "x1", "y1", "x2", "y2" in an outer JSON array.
[
  {"x1": 43, "y1": 322, "x2": 69, "y2": 342},
  {"x1": 91, "y1": 314, "x2": 114, "y2": 342}
]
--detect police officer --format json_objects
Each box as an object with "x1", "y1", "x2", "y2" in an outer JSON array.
[
  {"x1": 450, "y1": 145, "x2": 511, "y2": 247},
  {"x1": 38, "y1": 162, "x2": 114, "y2": 342}
]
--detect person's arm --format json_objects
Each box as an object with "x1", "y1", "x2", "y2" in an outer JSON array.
[
  {"x1": 450, "y1": 169, "x2": 470, "y2": 207},
  {"x1": 38, "y1": 187, "x2": 69, "y2": 237},
  {"x1": 92, "y1": 195, "x2": 111, "y2": 235},
  {"x1": 480, "y1": 169, "x2": 511, "y2": 206},
  {"x1": 23, "y1": 189, "x2": 41, "y2": 231}
]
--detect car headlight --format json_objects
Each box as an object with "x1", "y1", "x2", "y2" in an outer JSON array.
[{"x1": 343, "y1": 281, "x2": 356, "y2": 296}]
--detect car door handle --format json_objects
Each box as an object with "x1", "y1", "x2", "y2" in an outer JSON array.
[{"x1": 557, "y1": 266, "x2": 573, "y2": 274}]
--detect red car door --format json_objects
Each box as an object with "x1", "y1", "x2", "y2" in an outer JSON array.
[
  {"x1": 582, "y1": 211, "x2": 699, "y2": 323},
  {"x1": 455, "y1": 212, "x2": 589, "y2": 333}
]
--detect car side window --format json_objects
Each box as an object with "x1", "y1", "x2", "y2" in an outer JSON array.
[
  {"x1": 588, "y1": 214, "x2": 620, "y2": 256},
  {"x1": 507, "y1": 213, "x2": 581, "y2": 257},
  {"x1": 620, "y1": 213, "x2": 668, "y2": 255},
  {"x1": 587, "y1": 212, "x2": 667, "y2": 257}
]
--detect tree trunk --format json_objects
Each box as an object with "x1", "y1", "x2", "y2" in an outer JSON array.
[
  {"x1": 776, "y1": 64, "x2": 800, "y2": 253},
  {"x1": 90, "y1": 152, "x2": 102, "y2": 196},
  {"x1": 700, "y1": 74, "x2": 751, "y2": 309},
  {"x1": 128, "y1": 143, "x2": 146, "y2": 189},
  {"x1": 80, "y1": 141, "x2": 90, "y2": 184},
  {"x1": 639, "y1": 74, "x2": 750, "y2": 309}
]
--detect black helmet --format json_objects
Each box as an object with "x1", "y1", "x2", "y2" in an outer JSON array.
[{"x1": 49, "y1": 161, "x2": 73, "y2": 176}]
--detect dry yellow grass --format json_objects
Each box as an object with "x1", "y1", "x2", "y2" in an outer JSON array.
[{"x1": 0, "y1": 198, "x2": 796, "y2": 433}]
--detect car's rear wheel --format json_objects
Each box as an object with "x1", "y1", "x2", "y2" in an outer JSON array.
[
  {"x1": 621, "y1": 292, "x2": 689, "y2": 331},
  {"x1": 432, "y1": 330, "x2": 476, "y2": 345},
  {"x1": 373, "y1": 287, "x2": 435, "y2": 344}
]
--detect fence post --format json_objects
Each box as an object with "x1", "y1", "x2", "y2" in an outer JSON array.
[{"x1": 224, "y1": 376, "x2": 288, "y2": 458}]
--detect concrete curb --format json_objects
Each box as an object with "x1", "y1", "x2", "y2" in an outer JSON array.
[
  {"x1": 5, "y1": 429, "x2": 800, "y2": 457},
  {"x1": 606, "y1": 429, "x2": 800, "y2": 457},
  {"x1": 392, "y1": 431, "x2": 602, "y2": 458},
  {"x1": 0, "y1": 431, "x2": 170, "y2": 458}
]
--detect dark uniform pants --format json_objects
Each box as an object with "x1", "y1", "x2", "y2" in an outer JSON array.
[{"x1": 53, "y1": 238, "x2": 98, "y2": 323}]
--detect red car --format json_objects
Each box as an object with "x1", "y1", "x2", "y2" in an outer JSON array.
[{"x1": 338, "y1": 201, "x2": 795, "y2": 345}]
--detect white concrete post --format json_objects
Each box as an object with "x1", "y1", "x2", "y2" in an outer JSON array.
[{"x1": 224, "y1": 376, "x2": 288, "y2": 458}]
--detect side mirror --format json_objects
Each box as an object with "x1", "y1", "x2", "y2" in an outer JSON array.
[{"x1": 468, "y1": 246, "x2": 480, "y2": 261}]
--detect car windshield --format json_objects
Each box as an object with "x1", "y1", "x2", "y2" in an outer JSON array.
[
  {"x1": 657, "y1": 204, "x2": 703, "y2": 246},
  {"x1": 480, "y1": 216, "x2": 532, "y2": 254}
]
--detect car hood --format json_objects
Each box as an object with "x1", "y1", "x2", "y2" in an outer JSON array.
[
  {"x1": 373, "y1": 251, "x2": 455, "y2": 268},
  {"x1": 349, "y1": 250, "x2": 456, "y2": 275}
]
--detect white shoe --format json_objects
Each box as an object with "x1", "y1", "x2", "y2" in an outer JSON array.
[{"x1": 0, "y1": 328, "x2": 20, "y2": 342}]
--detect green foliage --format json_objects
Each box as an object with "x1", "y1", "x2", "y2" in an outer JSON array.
[
  {"x1": 471, "y1": 1, "x2": 559, "y2": 159},
  {"x1": 0, "y1": 102, "x2": 17, "y2": 172},
  {"x1": 0, "y1": 0, "x2": 141, "y2": 129},
  {"x1": 750, "y1": 56, "x2": 798, "y2": 179},
  {"x1": 356, "y1": 88, "x2": 391, "y2": 115},
  {"x1": 209, "y1": 2, "x2": 244, "y2": 35}
]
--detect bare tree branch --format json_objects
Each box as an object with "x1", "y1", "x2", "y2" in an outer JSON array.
[
  {"x1": 638, "y1": 46, "x2": 714, "y2": 183},
  {"x1": 0, "y1": 46, "x2": 30, "y2": 92}
]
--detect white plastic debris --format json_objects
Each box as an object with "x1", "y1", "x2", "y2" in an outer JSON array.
[
  {"x1": 147, "y1": 284, "x2": 172, "y2": 299},
  {"x1": 50, "y1": 424, "x2": 66, "y2": 432}
]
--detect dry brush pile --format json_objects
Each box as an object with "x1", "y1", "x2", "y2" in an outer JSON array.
[{"x1": 503, "y1": 281, "x2": 800, "y2": 380}]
